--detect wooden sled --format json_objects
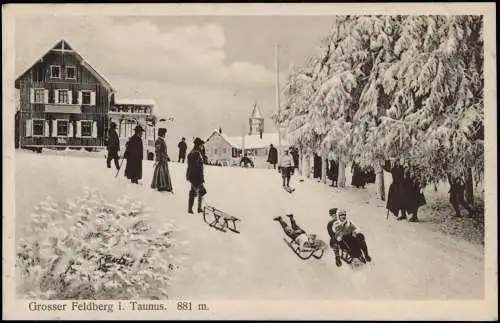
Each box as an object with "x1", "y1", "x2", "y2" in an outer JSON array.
[
  {"x1": 339, "y1": 242, "x2": 366, "y2": 271},
  {"x1": 284, "y1": 237, "x2": 325, "y2": 260},
  {"x1": 202, "y1": 205, "x2": 241, "y2": 234}
]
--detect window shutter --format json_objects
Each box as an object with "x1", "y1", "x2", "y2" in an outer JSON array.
[
  {"x1": 91, "y1": 121, "x2": 98, "y2": 138},
  {"x1": 68, "y1": 91, "x2": 73, "y2": 105},
  {"x1": 76, "y1": 121, "x2": 81, "y2": 138},
  {"x1": 78, "y1": 91, "x2": 82, "y2": 105},
  {"x1": 68, "y1": 122, "x2": 74, "y2": 138},
  {"x1": 52, "y1": 120, "x2": 58, "y2": 137},
  {"x1": 29, "y1": 89, "x2": 34, "y2": 104},
  {"x1": 44, "y1": 90, "x2": 49, "y2": 104},
  {"x1": 54, "y1": 90, "x2": 59, "y2": 104},
  {"x1": 25, "y1": 119, "x2": 32, "y2": 137},
  {"x1": 44, "y1": 121, "x2": 50, "y2": 137},
  {"x1": 90, "y1": 92, "x2": 96, "y2": 106}
]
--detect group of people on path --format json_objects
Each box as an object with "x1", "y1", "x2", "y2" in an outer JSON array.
[{"x1": 105, "y1": 123, "x2": 207, "y2": 212}]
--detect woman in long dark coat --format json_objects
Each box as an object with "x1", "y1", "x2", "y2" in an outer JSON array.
[
  {"x1": 327, "y1": 153, "x2": 339, "y2": 187},
  {"x1": 351, "y1": 161, "x2": 366, "y2": 188},
  {"x1": 124, "y1": 125, "x2": 144, "y2": 184},
  {"x1": 151, "y1": 128, "x2": 173, "y2": 192},
  {"x1": 313, "y1": 153, "x2": 322, "y2": 179},
  {"x1": 267, "y1": 144, "x2": 278, "y2": 169},
  {"x1": 403, "y1": 165, "x2": 426, "y2": 222},
  {"x1": 382, "y1": 159, "x2": 408, "y2": 219}
]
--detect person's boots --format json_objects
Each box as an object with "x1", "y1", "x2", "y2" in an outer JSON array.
[
  {"x1": 361, "y1": 244, "x2": 371, "y2": 262},
  {"x1": 188, "y1": 191, "x2": 195, "y2": 214},
  {"x1": 197, "y1": 196, "x2": 203, "y2": 213},
  {"x1": 409, "y1": 212, "x2": 419, "y2": 222},
  {"x1": 335, "y1": 254, "x2": 342, "y2": 267},
  {"x1": 396, "y1": 210, "x2": 407, "y2": 220}
]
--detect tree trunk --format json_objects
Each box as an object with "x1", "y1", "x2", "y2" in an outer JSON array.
[
  {"x1": 465, "y1": 168, "x2": 474, "y2": 205},
  {"x1": 303, "y1": 153, "x2": 310, "y2": 178},
  {"x1": 375, "y1": 163, "x2": 385, "y2": 201},
  {"x1": 321, "y1": 152, "x2": 328, "y2": 184},
  {"x1": 338, "y1": 157, "x2": 346, "y2": 188}
]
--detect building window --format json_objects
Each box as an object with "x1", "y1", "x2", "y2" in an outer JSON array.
[
  {"x1": 34, "y1": 89, "x2": 45, "y2": 103},
  {"x1": 58, "y1": 90, "x2": 69, "y2": 104},
  {"x1": 222, "y1": 148, "x2": 227, "y2": 154},
  {"x1": 57, "y1": 120, "x2": 69, "y2": 137},
  {"x1": 32, "y1": 119, "x2": 45, "y2": 137},
  {"x1": 214, "y1": 148, "x2": 218, "y2": 155},
  {"x1": 66, "y1": 66, "x2": 76, "y2": 79},
  {"x1": 82, "y1": 91, "x2": 91, "y2": 105},
  {"x1": 50, "y1": 65, "x2": 61, "y2": 79},
  {"x1": 81, "y1": 120, "x2": 92, "y2": 137}
]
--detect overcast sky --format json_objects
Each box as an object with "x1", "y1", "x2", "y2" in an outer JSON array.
[{"x1": 15, "y1": 15, "x2": 335, "y2": 149}]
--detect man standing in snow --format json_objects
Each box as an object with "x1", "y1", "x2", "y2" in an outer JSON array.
[
  {"x1": 177, "y1": 137, "x2": 187, "y2": 163},
  {"x1": 186, "y1": 137, "x2": 206, "y2": 214},
  {"x1": 106, "y1": 122, "x2": 120, "y2": 170},
  {"x1": 279, "y1": 148, "x2": 295, "y2": 190},
  {"x1": 124, "y1": 125, "x2": 144, "y2": 184},
  {"x1": 267, "y1": 144, "x2": 278, "y2": 170},
  {"x1": 290, "y1": 146, "x2": 300, "y2": 174}
]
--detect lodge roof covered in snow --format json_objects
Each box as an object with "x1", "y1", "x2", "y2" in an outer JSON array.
[
  {"x1": 206, "y1": 130, "x2": 290, "y2": 150},
  {"x1": 14, "y1": 39, "x2": 114, "y2": 91}
]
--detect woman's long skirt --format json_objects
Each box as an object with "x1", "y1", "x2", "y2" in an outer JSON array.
[{"x1": 151, "y1": 161, "x2": 173, "y2": 192}]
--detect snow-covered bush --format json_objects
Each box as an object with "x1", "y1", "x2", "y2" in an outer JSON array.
[{"x1": 16, "y1": 187, "x2": 185, "y2": 300}]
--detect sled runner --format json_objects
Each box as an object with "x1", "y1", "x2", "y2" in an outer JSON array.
[
  {"x1": 283, "y1": 237, "x2": 326, "y2": 260},
  {"x1": 202, "y1": 205, "x2": 241, "y2": 234},
  {"x1": 338, "y1": 240, "x2": 366, "y2": 271}
]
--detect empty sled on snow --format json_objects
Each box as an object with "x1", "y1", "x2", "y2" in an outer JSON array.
[
  {"x1": 284, "y1": 237, "x2": 326, "y2": 260},
  {"x1": 202, "y1": 205, "x2": 241, "y2": 234}
]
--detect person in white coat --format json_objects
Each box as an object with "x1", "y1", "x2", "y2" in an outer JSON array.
[{"x1": 279, "y1": 148, "x2": 295, "y2": 189}]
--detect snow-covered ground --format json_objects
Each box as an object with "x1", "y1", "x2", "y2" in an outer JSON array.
[{"x1": 14, "y1": 149, "x2": 485, "y2": 300}]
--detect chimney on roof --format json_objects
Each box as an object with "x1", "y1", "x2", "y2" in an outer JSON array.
[{"x1": 219, "y1": 127, "x2": 222, "y2": 134}]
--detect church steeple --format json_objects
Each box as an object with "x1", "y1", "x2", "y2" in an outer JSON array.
[{"x1": 249, "y1": 102, "x2": 264, "y2": 136}]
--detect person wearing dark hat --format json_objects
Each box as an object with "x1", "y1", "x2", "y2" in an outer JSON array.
[
  {"x1": 177, "y1": 137, "x2": 188, "y2": 163},
  {"x1": 186, "y1": 137, "x2": 206, "y2": 213},
  {"x1": 124, "y1": 125, "x2": 144, "y2": 184},
  {"x1": 106, "y1": 122, "x2": 120, "y2": 170},
  {"x1": 151, "y1": 128, "x2": 173, "y2": 192}
]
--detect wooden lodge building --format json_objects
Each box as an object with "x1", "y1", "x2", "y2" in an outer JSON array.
[{"x1": 14, "y1": 39, "x2": 158, "y2": 159}]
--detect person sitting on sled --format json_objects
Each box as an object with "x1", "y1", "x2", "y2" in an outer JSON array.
[
  {"x1": 274, "y1": 213, "x2": 322, "y2": 250},
  {"x1": 327, "y1": 208, "x2": 372, "y2": 267}
]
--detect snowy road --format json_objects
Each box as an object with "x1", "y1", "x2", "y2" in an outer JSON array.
[{"x1": 15, "y1": 150, "x2": 484, "y2": 300}]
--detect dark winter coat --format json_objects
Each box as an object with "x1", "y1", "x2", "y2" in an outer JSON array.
[
  {"x1": 124, "y1": 134, "x2": 143, "y2": 180},
  {"x1": 313, "y1": 153, "x2": 322, "y2": 179},
  {"x1": 267, "y1": 147, "x2": 278, "y2": 164},
  {"x1": 151, "y1": 137, "x2": 173, "y2": 192},
  {"x1": 351, "y1": 162, "x2": 366, "y2": 188},
  {"x1": 383, "y1": 160, "x2": 408, "y2": 215},
  {"x1": 107, "y1": 129, "x2": 120, "y2": 153},
  {"x1": 328, "y1": 159, "x2": 339, "y2": 181},
  {"x1": 186, "y1": 148, "x2": 205, "y2": 186},
  {"x1": 364, "y1": 166, "x2": 376, "y2": 184},
  {"x1": 403, "y1": 168, "x2": 426, "y2": 214},
  {"x1": 178, "y1": 141, "x2": 187, "y2": 158}
]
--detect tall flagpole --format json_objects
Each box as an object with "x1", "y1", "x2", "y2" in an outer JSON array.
[{"x1": 275, "y1": 43, "x2": 281, "y2": 166}]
